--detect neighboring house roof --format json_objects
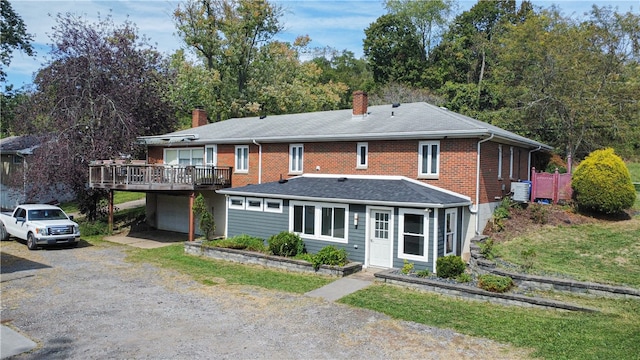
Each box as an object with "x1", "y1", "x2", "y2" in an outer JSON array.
[
  {"x1": 217, "y1": 174, "x2": 472, "y2": 208},
  {"x1": 139, "y1": 102, "x2": 552, "y2": 150},
  {"x1": 0, "y1": 135, "x2": 41, "y2": 155}
]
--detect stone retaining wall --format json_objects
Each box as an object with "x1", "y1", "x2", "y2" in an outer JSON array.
[
  {"x1": 375, "y1": 270, "x2": 597, "y2": 312},
  {"x1": 184, "y1": 241, "x2": 362, "y2": 277},
  {"x1": 469, "y1": 236, "x2": 640, "y2": 300}
]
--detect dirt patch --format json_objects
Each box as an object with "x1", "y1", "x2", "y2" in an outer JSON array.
[{"x1": 484, "y1": 203, "x2": 602, "y2": 243}]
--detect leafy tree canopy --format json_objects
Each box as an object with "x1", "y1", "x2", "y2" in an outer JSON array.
[{"x1": 0, "y1": 0, "x2": 34, "y2": 81}]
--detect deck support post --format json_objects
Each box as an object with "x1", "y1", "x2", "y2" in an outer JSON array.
[
  {"x1": 188, "y1": 191, "x2": 195, "y2": 241},
  {"x1": 108, "y1": 190, "x2": 114, "y2": 233}
]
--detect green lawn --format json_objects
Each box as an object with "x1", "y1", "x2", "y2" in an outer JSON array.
[
  {"x1": 126, "y1": 244, "x2": 334, "y2": 293},
  {"x1": 493, "y1": 219, "x2": 640, "y2": 288},
  {"x1": 60, "y1": 191, "x2": 145, "y2": 214},
  {"x1": 628, "y1": 162, "x2": 640, "y2": 182},
  {"x1": 339, "y1": 285, "x2": 640, "y2": 360}
]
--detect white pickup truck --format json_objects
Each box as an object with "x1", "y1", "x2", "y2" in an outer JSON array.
[{"x1": 0, "y1": 204, "x2": 81, "y2": 250}]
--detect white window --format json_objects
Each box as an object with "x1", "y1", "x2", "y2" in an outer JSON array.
[
  {"x1": 418, "y1": 141, "x2": 440, "y2": 178},
  {"x1": 444, "y1": 208, "x2": 457, "y2": 255},
  {"x1": 289, "y1": 144, "x2": 303, "y2": 173},
  {"x1": 357, "y1": 142, "x2": 368, "y2": 169},
  {"x1": 205, "y1": 145, "x2": 217, "y2": 166},
  {"x1": 264, "y1": 199, "x2": 283, "y2": 213},
  {"x1": 398, "y1": 209, "x2": 429, "y2": 262},
  {"x1": 290, "y1": 201, "x2": 348, "y2": 243},
  {"x1": 164, "y1": 148, "x2": 204, "y2": 166},
  {"x1": 246, "y1": 197, "x2": 263, "y2": 212},
  {"x1": 509, "y1": 146, "x2": 514, "y2": 179},
  {"x1": 229, "y1": 197, "x2": 245, "y2": 210},
  {"x1": 498, "y1": 144, "x2": 503, "y2": 179},
  {"x1": 235, "y1": 145, "x2": 249, "y2": 173}
]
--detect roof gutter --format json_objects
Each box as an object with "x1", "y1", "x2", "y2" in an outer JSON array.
[
  {"x1": 473, "y1": 133, "x2": 495, "y2": 235},
  {"x1": 527, "y1": 146, "x2": 542, "y2": 181}
]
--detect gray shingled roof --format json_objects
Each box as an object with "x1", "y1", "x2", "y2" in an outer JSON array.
[
  {"x1": 140, "y1": 102, "x2": 551, "y2": 150},
  {"x1": 0, "y1": 136, "x2": 41, "y2": 155},
  {"x1": 217, "y1": 175, "x2": 472, "y2": 208}
]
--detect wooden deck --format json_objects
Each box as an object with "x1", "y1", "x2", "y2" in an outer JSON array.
[{"x1": 88, "y1": 162, "x2": 232, "y2": 191}]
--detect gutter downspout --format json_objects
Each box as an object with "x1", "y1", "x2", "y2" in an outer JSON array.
[
  {"x1": 252, "y1": 139, "x2": 262, "y2": 184},
  {"x1": 473, "y1": 133, "x2": 494, "y2": 235},
  {"x1": 527, "y1": 146, "x2": 542, "y2": 181}
]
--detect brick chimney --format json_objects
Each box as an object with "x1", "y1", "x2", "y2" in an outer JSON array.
[
  {"x1": 192, "y1": 108, "x2": 208, "y2": 128},
  {"x1": 352, "y1": 91, "x2": 368, "y2": 117}
]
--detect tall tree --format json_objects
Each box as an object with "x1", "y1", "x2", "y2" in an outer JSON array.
[
  {"x1": 15, "y1": 13, "x2": 176, "y2": 219},
  {"x1": 0, "y1": 0, "x2": 34, "y2": 81},
  {"x1": 490, "y1": 6, "x2": 640, "y2": 158},
  {"x1": 384, "y1": 0, "x2": 455, "y2": 59},
  {"x1": 311, "y1": 48, "x2": 373, "y2": 108},
  {"x1": 174, "y1": 0, "x2": 283, "y2": 120},
  {"x1": 363, "y1": 13, "x2": 425, "y2": 86}
]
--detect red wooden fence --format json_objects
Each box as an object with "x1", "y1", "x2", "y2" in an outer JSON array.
[{"x1": 530, "y1": 167, "x2": 572, "y2": 204}]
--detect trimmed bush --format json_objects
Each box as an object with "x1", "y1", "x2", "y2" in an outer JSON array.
[
  {"x1": 572, "y1": 148, "x2": 636, "y2": 214},
  {"x1": 436, "y1": 255, "x2": 466, "y2": 279},
  {"x1": 309, "y1": 245, "x2": 349, "y2": 270},
  {"x1": 210, "y1": 234, "x2": 266, "y2": 252},
  {"x1": 478, "y1": 274, "x2": 514, "y2": 293},
  {"x1": 267, "y1": 231, "x2": 305, "y2": 257}
]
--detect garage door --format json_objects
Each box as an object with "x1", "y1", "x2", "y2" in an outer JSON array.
[{"x1": 157, "y1": 195, "x2": 190, "y2": 233}]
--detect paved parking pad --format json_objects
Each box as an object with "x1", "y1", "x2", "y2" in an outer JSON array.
[{"x1": 0, "y1": 240, "x2": 531, "y2": 359}]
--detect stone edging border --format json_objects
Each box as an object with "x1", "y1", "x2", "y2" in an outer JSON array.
[
  {"x1": 184, "y1": 241, "x2": 362, "y2": 277},
  {"x1": 374, "y1": 269, "x2": 597, "y2": 312},
  {"x1": 469, "y1": 236, "x2": 640, "y2": 300}
]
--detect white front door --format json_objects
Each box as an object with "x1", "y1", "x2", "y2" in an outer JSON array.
[{"x1": 369, "y1": 209, "x2": 392, "y2": 268}]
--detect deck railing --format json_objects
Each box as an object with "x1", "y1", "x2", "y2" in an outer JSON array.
[{"x1": 88, "y1": 162, "x2": 232, "y2": 191}]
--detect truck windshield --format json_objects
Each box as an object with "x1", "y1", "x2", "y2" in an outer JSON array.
[{"x1": 28, "y1": 209, "x2": 68, "y2": 220}]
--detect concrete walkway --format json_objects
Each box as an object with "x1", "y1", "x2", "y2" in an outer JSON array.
[
  {"x1": 1, "y1": 325, "x2": 36, "y2": 359},
  {"x1": 305, "y1": 269, "x2": 380, "y2": 302}
]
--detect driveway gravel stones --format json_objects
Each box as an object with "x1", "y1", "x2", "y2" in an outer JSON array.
[{"x1": 0, "y1": 240, "x2": 531, "y2": 359}]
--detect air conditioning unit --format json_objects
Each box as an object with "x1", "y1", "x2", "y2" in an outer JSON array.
[{"x1": 511, "y1": 182, "x2": 530, "y2": 202}]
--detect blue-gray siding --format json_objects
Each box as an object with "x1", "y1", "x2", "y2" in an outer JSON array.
[{"x1": 226, "y1": 197, "x2": 464, "y2": 270}]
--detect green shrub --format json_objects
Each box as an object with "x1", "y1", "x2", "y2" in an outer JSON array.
[
  {"x1": 490, "y1": 197, "x2": 513, "y2": 231},
  {"x1": 210, "y1": 234, "x2": 266, "y2": 252},
  {"x1": 479, "y1": 238, "x2": 495, "y2": 259},
  {"x1": 456, "y1": 272, "x2": 472, "y2": 283},
  {"x1": 79, "y1": 220, "x2": 109, "y2": 236},
  {"x1": 416, "y1": 269, "x2": 430, "y2": 278},
  {"x1": 529, "y1": 204, "x2": 548, "y2": 224},
  {"x1": 309, "y1": 245, "x2": 349, "y2": 270},
  {"x1": 401, "y1": 259, "x2": 415, "y2": 275},
  {"x1": 478, "y1": 274, "x2": 514, "y2": 293},
  {"x1": 436, "y1": 255, "x2": 466, "y2": 279},
  {"x1": 572, "y1": 148, "x2": 636, "y2": 214},
  {"x1": 267, "y1": 231, "x2": 305, "y2": 257},
  {"x1": 193, "y1": 194, "x2": 215, "y2": 240}
]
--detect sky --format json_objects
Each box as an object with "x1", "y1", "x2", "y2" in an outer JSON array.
[{"x1": 4, "y1": 0, "x2": 639, "y2": 90}]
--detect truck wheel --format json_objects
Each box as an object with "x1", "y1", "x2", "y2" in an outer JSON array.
[
  {"x1": 0, "y1": 224, "x2": 9, "y2": 241},
  {"x1": 27, "y1": 233, "x2": 38, "y2": 250}
]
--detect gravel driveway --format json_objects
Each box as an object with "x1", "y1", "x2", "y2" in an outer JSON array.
[{"x1": 0, "y1": 240, "x2": 530, "y2": 359}]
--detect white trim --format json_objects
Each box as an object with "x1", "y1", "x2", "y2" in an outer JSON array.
[
  {"x1": 356, "y1": 142, "x2": 368, "y2": 169},
  {"x1": 397, "y1": 208, "x2": 430, "y2": 262},
  {"x1": 289, "y1": 201, "x2": 348, "y2": 244},
  {"x1": 444, "y1": 208, "x2": 458, "y2": 256},
  {"x1": 228, "y1": 196, "x2": 245, "y2": 210},
  {"x1": 264, "y1": 199, "x2": 283, "y2": 213},
  {"x1": 432, "y1": 207, "x2": 439, "y2": 273},
  {"x1": 418, "y1": 140, "x2": 440, "y2": 179},
  {"x1": 509, "y1": 146, "x2": 514, "y2": 180},
  {"x1": 289, "y1": 144, "x2": 304, "y2": 174},
  {"x1": 205, "y1": 145, "x2": 217, "y2": 166},
  {"x1": 245, "y1": 197, "x2": 263, "y2": 212},
  {"x1": 365, "y1": 206, "x2": 395, "y2": 268},
  {"x1": 164, "y1": 147, "x2": 205, "y2": 166},
  {"x1": 235, "y1": 145, "x2": 249, "y2": 173}
]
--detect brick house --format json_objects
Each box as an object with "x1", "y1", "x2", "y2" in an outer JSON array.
[{"x1": 89, "y1": 91, "x2": 550, "y2": 271}]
